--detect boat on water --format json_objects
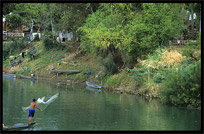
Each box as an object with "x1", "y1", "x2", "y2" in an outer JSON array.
[
  {"x1": 86, "y1": 86, "x2": 98, "y2": 92},
  {"x1": 3, "y1": 74, "x2": 16, "y2": 78},
  {"x1": 3, "y1": 122, "x2": 35, "y2": 131},
  {"x1": 85, "y1": 81, "x2": 102, "y2": 89},
  {"x1": 19, "y1": 75, "x2": 36, "y2": 80}
]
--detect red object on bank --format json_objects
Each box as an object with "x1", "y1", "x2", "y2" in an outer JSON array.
[
  {"x1": 27, "y1": 46, "x2": 30, "y2": 50},
  {"x1": 180, "y1": 40, "x2": 185, "y2": 45}
]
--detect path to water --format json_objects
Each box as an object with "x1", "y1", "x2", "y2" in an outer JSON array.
[{"x1": 3, "y1": 77, "x2": 201, "y2": 131}]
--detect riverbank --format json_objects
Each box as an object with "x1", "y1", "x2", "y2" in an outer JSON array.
[{"x1": 3, "y1": 40, "x2": 201, "y2": 108}]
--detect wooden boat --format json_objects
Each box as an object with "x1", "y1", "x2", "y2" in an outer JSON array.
[
  {"x1": 19, "y1": 75, "x2": 36, "y2": 80},
  {"x1": 50, "y1": 69, "x2": 81, "y2": 75},
  {"x1": 86, "y1": 86, "x2": 98, "y2": 91},
  {"x1": 3, "y1": 122, "x2": 35, "y2": 131},
  {"x1": 85, "y1": 81, "x2": 102, "y2": 89},
  {"x1": 3, "y1": 74, "x2": 16, "y2": 78}
]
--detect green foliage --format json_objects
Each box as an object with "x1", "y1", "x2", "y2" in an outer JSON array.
[
  {"x1": 3, "y1": 44, "x2": 10, "y2": 60},
  {"x1": 153, "y1": 72, "x2": 166, "y2": 84},
  {"x1": 42, "y1": 34, "x2": 57, "y2": 50},
  {"x1": 3, "y1": 3, "x2": 16, "y2": 15},
  {"x1": 56, "y1": 3, "x2": 89, "y2": 30},
  {"x1": 27, "y1": 49, "x2": 38, "y2": 60},
  {"x1": 181, "y1": 33, "x2": 201, "y2": 58},
  {"x1": 181, "y1": 45, "x2": 195, "y2": 57},
  {"x1": 158, "y1": 61, "x2": 201, "y2": 108},
  {"x1": 56, "y1": 55, "x2": 65, "y2": 61},
  {"x1": 3, "y1": 37, "x2": 27, "y2": 60},
  {"x1": 128, "y1": 67, "x2": 151, "y2": 82},
  {"x1": 5, "y1": 13, "x2": 23, "y2": 31},
  {"x1": 78, "y1": 3, "x2": 186, "y2": 66},
  {"x1": 98, "y1": 55, "x2": 117, "y2": 76},
  {"x1": 33, "y1": 34, "x2": 40, "y2": 41},
  {"x1": 106, "y1": 72, "x2": 127, "y2": 88}
]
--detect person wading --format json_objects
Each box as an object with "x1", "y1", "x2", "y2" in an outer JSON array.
[{"x1": 28, "y1": 98, "x2": 43, "y2": 124}]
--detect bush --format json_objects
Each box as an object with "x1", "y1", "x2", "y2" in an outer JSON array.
[
  {"x1": 181, "y1": 45, "x2": 195, "y2": 58},
  {"x1": 42, "y1": 35, "x2": 58, "y2": 50},
  {"x1": 158, "y1": 61, "x2": 201, "y2": 108},
  {"x1": 27, "y1": 49, "x2": 39, "y2": 60},
  {"x1": 3, "y1": 44, "x2": 10, "y2": 60},
  {"x1": 106, "y1": 72, "x2": 127, "y2": 88},
  {"x1": 42, "y1": 32, "x2": 66, "y2": 50},
  {"x1": 33, "y1": 34, "x2": 40, "y2": 41},
  {"x1": 3, "y1": 37, "x2": 28, "y2": 60},
  {"x1": 56, "y1": 55, "x2": 65, "y2": 61},
  {"x1": 98, "y1": 55, "x2": 118, "y2": 76}
]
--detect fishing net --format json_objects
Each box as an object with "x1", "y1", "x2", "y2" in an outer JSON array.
[{"x1": 22, "y1": 93, "x2": 59, "y2": 112}]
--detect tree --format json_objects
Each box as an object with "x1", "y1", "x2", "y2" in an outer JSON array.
[
  {"x1": 185, "y1": 3, "x2": 201, "y2": 39},
  {"x1": 5, "y1": 3, "x2": 49, "y2": 40},
  {"x1": 3, "y1": 3, "x2": 16, "y2": 15},
  {"x1": 54, "y1": 3, "x2": 96, "y2": 40},
  {"x1": 78, "y1": 3, "x2": 186, "y2": 68}
]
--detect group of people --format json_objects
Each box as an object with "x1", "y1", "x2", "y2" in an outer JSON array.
[
  {"x1": 9, "y1": 45, "x2": 36, "y2": 68},
  {"x1": 9, "y1": 53, "x2": 24, "y2": 67}
]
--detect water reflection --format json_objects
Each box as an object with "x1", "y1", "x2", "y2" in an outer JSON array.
[{"x1": 3, "y1": 77, "x2": 201, "y2": 131}]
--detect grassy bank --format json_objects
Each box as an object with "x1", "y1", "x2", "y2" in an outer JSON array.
[{"x1": 3, "y1": 39, "x2": 201, "y2": 108}]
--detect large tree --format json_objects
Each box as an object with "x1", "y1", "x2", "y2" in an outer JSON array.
[
  {"x1": 185, "y1": 3, "x2": 201, "y2": 39},
  {"x1": 3, "y1": 3, "x2": 16, "y2": 15},
  {"x1": 4, "y1": 3, "x2": 50, "y2": 40},
  {"x1": 78, "y1": 3, "x2": 186, "y2": 68},
  {"x1": 54, "y1": 3, "x2": 98, "y2": 40}
]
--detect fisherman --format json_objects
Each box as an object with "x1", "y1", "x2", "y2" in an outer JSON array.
[
  {"x1": 3, "y1": 124, "x2": 8, "y2": 129},
  {"x1": 28, "y1": 98, "x2": 43, "y2": 124}
]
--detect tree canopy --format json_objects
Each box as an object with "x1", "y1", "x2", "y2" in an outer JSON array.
[
  {"x1": 3, "y1": 3, "x2": 201, "y2": 66},
  {"x1": 78, "y1": 3, "x2": 187, "y2": 67}
]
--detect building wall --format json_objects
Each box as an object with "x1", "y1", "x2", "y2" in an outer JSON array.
[{"x1": 58, "y1": 31, "x2": 73, "y2": 42}]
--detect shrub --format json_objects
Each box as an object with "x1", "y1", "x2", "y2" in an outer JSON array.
[
  {"x1": 56, "y1": 55, "x2": 65, "y2": 61},
  {"x1": 106, "y1": 72, "x2": 127, "y2": 88},
  {"x1": 158, "y1": 61, "x2": 201, "y2": 108},
  {"x1": 181, "y1": 45, "x2": 195, "y2": 58},
  {"x1": 3, "y1": 44, "x2": 10, "y2": 60},
  {"x1": 99, "y1": 54, "x2": 118, "y2": 76},
  {"x1": 138, "y1": 48, "x2": 185, "y2": 70},
  {"x1": 33, "y1": 34, "x2": 40, "y2": 41},
  {"x1": 43, "y1": 35, "x2": 56, "y2": 50},
  {"x1": 27, "y1": 49, "x2": 39, "y2": 60}
]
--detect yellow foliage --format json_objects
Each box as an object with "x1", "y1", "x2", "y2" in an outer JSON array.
[{"x1": 139, "y1": 49, "x2": 185, "y2": 69}]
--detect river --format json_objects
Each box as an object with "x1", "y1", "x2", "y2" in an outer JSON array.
[{"x1": 3, "y1": 76, "x2": 201, "y2": 131}]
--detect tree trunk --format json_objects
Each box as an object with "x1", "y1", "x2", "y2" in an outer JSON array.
[
  {"x1": 199, "y1": 10, "x2": 201, "y2": 33},
  {"x1": 50, "y1": 13, "x2": 54, "y2": 34},
  {"x1": 191, "y1": 11, "x2": 194, "y2": 39},
  {"x1": 121, "y1": 51, "x2": 127, "y2": 68},
  {"x1": 30, "y1": 19, "x2": 34, "y2": 41},
  {"x1": 90, "y1": 5, "x2": 93, "y2": 13}
]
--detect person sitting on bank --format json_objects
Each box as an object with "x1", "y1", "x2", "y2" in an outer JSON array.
[
  {"x1": 28, "y1": 98, "x2": 43, "y2": 124},
  {"x1": 31, "y1": 73, "x2": 35, "y2": 78},
  {"x1": 3, "y1": 124, "x2": 8, "y2": 129}
]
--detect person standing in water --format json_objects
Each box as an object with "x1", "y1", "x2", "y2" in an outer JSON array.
[
  {"x1": 3, "y1": 124, "x2": 8, "y2": 129},
  {"x1": 29, "y1": 98, "x2": 43, "y2": 124}
]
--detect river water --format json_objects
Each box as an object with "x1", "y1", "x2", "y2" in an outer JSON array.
[{"x1": 3, "y1": 77, "x2": 201, "y2": 131}]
